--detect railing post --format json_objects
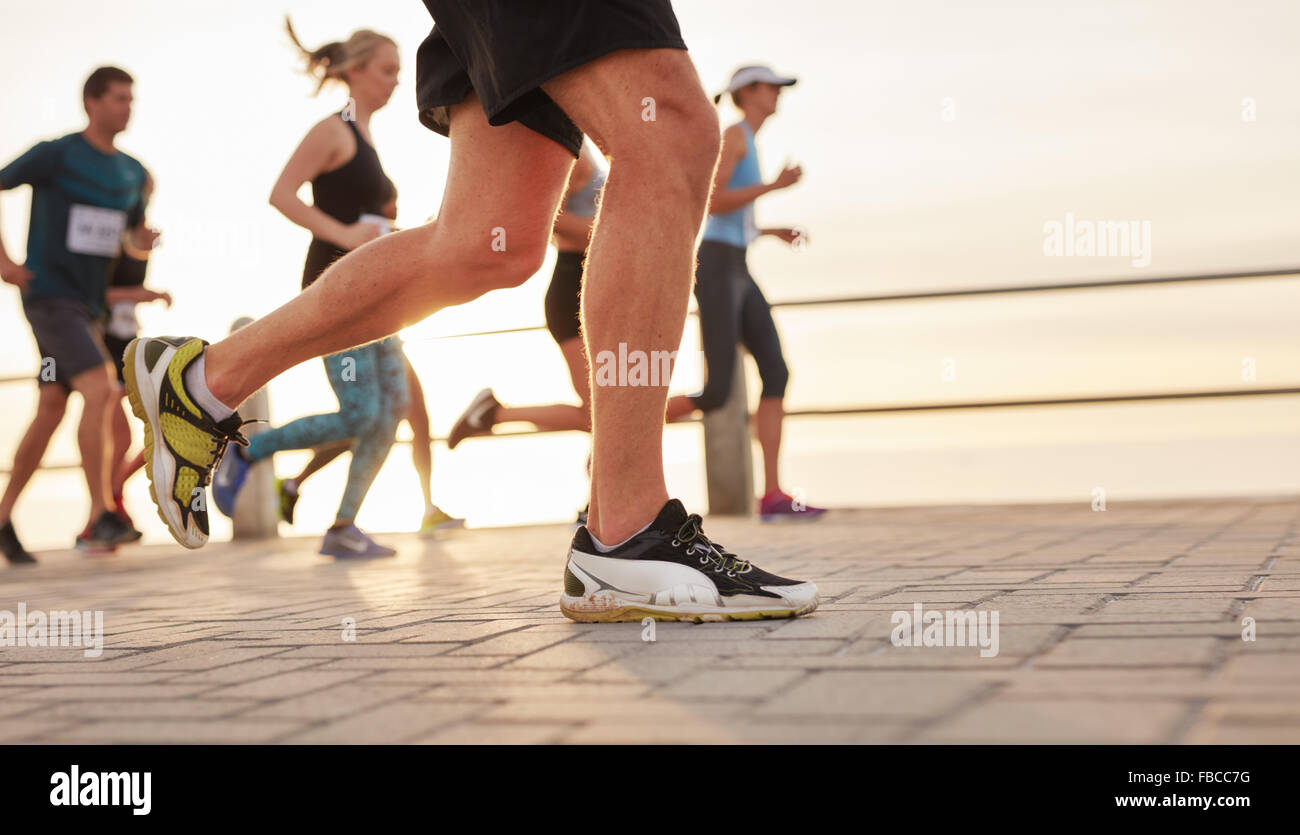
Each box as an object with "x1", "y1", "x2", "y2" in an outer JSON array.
[
  {"x1": 229, "y1": 317, "x2": 279, "y2": 540},
  {"x1": 702, "y1": 347, "x2": 754, "y2": 516}
]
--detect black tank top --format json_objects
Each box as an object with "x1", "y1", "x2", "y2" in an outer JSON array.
[{"x1": 302, "y1": 114, "x2": 395, "y2": 289}]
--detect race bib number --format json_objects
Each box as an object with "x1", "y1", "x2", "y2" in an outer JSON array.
[
  {"x1": 107, "y1": 301, "x2": 140, "y2": 340},
  {"x1": 67, "y1": 204, "x2": 126, "y2": 257}
]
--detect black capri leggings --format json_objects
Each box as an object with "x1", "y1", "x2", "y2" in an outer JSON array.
[
  {"x1": 544, "y1": 250, "x2": 585, "y2": 345},
  {"x1": 690, "y1": 240, "x2": 789, "y2": 412}
]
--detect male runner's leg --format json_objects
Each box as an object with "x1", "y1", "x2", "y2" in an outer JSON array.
[
  {"x1": 541, "y1": 49, "x2": 721, "y2": 542},
  {"x1": 69, "y1": 362, "x2": 117, "y2": 521},
  {"x1": 738, "y1": 268, "x2": 790, "y2": 499},
  {"x1": 126, "y1": 95, "x2": 574, "y2": 546},
  {"x1": 0, "y1": 383, "x2": 68, "y2": 525}
]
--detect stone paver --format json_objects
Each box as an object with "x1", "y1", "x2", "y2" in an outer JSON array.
[{"x1": 0, "y1": 497, "x2": 1297, "y2": 743}]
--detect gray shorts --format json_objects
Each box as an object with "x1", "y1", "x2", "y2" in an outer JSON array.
[{"x1": 22, "y1": 297, "x2": 112, "y2": 392}]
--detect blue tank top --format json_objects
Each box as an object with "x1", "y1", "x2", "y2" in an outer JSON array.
[{"x1": 703, "y1": 122, "x2": 760, "y2": 248}]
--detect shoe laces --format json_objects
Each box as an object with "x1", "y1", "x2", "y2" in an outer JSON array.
[
  {"x1": 671, "y1": 514, "x2": 751, "y2": 576},
  {"x1": 200, "y1": 418, "x2": 257, "y2": 486}
]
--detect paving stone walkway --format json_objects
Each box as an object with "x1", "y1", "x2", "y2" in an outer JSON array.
[{"x1": 1, "y1": 497, "x2": 1296, "y2": 744}]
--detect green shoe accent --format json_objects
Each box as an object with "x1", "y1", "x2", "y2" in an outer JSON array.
[
  {"x1": 165, "y1": 339, "x2": 206, "y2": 420},
  {"x1": 420, "y1": 505, "x2": 465, "y2": 535},
  {"x1": 277, "y1": 479, "x2": 298, "y2": 525},
  {"x1": 144, "y1": 339, "x2": 168, "y2": 370},
  {"x1": 564, "y1": 567, "x2": 585, "y2": 597}
]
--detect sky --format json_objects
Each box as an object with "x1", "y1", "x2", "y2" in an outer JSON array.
[{"x1": 1, "y1": 0, "x2": 1297, "y2": 547}]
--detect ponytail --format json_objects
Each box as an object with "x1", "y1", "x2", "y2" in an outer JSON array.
[{"x1": 285, "y1": 16, "x2": 394, "y2": 95}]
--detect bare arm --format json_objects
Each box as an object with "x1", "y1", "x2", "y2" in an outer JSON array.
[
  {"x1": 121, "y1": 170, "x2": 162, "y2": 259},
  {"x1": 269, "y1": 118, "x2": 379, "y2": 251},
  {"x1": 106, "y1": 285, "x2": 171, "y2": 306},
  {"x1": 706, "y1": 124, "x2": 802, "y2": 216}
]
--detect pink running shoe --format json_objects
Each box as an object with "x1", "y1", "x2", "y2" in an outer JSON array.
[{"x1": 759, "y1": 490, "x2": 828, "y2": 523}]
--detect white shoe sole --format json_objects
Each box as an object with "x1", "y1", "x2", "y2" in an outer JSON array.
[
  {"x1": 560, "y1": 554, "x2": 818, "y2": 623},
  {"x1": 123, "y1": 339, "x2": 206, "y2": 549}
]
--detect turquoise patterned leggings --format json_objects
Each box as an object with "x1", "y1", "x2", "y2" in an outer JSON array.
[{"x1": 247, "y1": 337, "x2": 409, "y2": 521}]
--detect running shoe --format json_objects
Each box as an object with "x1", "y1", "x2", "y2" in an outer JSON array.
[
  {"x1": 0, "y1": 521, "x2": 36, "y2": 565},
  {"x1": 419, "y1": 505, "x2": 465, "y2": 536},
  {"x1": 446, "y1": 388, "x2": 500, "y2": 449},
  {"x1": 122, "y1": 336, "x2": 250, "y2": 549},
  {"x1": 75, "y1": 510, "x2": 138, "y2": 551},
  {"x1": 759, "y1": 490, "x2": 828, "y2": 523},
  {"x1": 112, "y1": 491, "x2": 134, "y2": 529},
  {"x1": 277, "y1": 478, "x2": 299, "y2": 525},
  {"x1": 213, "y1": 443, "x2": 251, "y2": 518},
  {"x1": 560, "y1": 499, "x2": 819, "y2": 622},
  {"x1": 320, "y1": 524, "x2": 397, "y2": 558},
  {"x1": 108, "y1": 497, "x2": 144, "y2": 543},
  {"x1": 75, "y1": 522, "x2": 113, "y2": 554}
]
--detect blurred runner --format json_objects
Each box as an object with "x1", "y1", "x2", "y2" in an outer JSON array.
[
  {"x1": 104, "y1": 204, "x2": 172, "y2": 535},
  {"x1": 665, "y1": 65, "x2": 828, "y2": 522},
  {"x1": 276, "y1": 188, "x2": 464, "y2": 536},
  {"x1": 213, "y1": 21, "x2": 410, "y2": 558},
  {"x1": 446, "y1": 141, "x2": 606, "y2": 524},
  {"x1": 0, "y1": 67, "x2": 157, "y2": 561}
]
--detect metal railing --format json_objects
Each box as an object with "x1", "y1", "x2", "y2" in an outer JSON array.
[{"x1": 3, "y1": 267, "x2": 1297, "y2": 512}]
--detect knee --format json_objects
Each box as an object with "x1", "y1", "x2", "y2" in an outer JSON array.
[
  {"x1": 677, "y1": 105, "x2": 724, "y2": 199},
  {"x1": 35, "y1": 398, "x2": 67, "y2": 428},
  {"x1": 691, "y1": 379, "x2": 731, "y2": 413},
  {"x1": 391, "y1": 391, "x2": 411, "y2": 423},
  {"x1": 405, "y1": 398, "x2": 428, "y2": 435},
  {"x1": 342, "y1": 404, "x2": 382, "y2": 439},
  {"x1": 446, "y1": 228, "x2": 549, "y2": 293},
  {"x1": 617, "y1": 99, "x2": 721, "y2": 211},
  {"x1": 76, "y1": 375, "x2": 113, "y2": 410}
]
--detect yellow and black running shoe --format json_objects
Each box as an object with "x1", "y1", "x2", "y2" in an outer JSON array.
[
  {"x1": 122, "y1": 336, "x2": 250, "y2": 549},
  {"x1": 276, "y1": 479, "x2": 299, "y2": 525}
]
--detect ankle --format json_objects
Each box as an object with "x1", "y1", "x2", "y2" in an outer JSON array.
[
  {"x1": 200, "y1": 348, "x2": 241, "y2": 412},
  {"x1": 589, "y1": 503, "x2": 661, "y2": 545}
]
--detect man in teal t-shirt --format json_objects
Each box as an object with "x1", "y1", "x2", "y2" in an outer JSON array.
[{"x1": 0, "y1": 66, "x2": 157, "y2": 561}]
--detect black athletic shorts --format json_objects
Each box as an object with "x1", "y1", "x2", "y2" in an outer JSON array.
[
  {"x1": 22, "y1": 297, "x2": 112, "y2": 392},
  {"x1": 544, "y1": 250, "x2": 585, "y2": 344},
  {"x1": 415, "y1": 0, "x2": 687, "y2": 158}
]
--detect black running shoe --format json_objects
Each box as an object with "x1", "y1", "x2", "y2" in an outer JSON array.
[
  {"x1": 0, "y1": 520, "x2": 36, "y2": 564},
  {"x1": 447, "y1": 388, "x2": 500, "y2": 449},
  {"x1": 76, "y1": 510, "x2": 140, "y2": 550},
  {"x1": 560, "y1": 499, "x2": 819, "y2": 622}
]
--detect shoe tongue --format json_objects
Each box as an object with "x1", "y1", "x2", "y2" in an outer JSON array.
[
  {"x1": 215, "y1": 413, "x2": 246, "y2": 434},
  {"x1": 653, "y1": 499, "x2": 689, "y2": 532}
]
